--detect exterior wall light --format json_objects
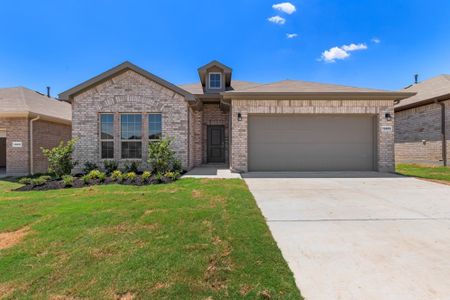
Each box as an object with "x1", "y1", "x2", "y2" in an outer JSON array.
[
  {"x1": 385, "y1": 113, "x2": 392, "y2": 121},
  {"x1": 237, "y1": 112, "x2": 242, "y2": 121}
]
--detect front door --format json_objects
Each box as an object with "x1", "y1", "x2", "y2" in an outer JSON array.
[{"x1": 207, "y1": 125, "x2": 225, "y2": 163}]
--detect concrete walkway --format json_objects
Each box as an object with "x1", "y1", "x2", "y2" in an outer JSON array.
[
  {"x1": 245, "y1": 172, "x2": 450, "y2": 300},
  {"x1": 183, "y1": 165, "x2": 241, "y2": 179}
]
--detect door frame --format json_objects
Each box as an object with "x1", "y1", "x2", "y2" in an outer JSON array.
[{"x1": 207, "y1": 125, "x2": 225, "y2": 163}]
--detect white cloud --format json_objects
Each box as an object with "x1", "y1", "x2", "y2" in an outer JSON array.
[
  {"x1": 268, "y1": 15, "x2": 286, "y2": 25},
  {"x1": 320, "y1": 43, "x2": 368, "y2": 63},
  {"x1": 371, "y1": 37, "x2": 381, "y2": 44},
  {"x1": 286, "y1": 33, "x2": 298, "y2": 39},
  {"x1": 341, "y1": 43, "x2": 367, "y2": 51},
  {"x1": 272, "y1": 2, "x2": 297, "y2": 14}
]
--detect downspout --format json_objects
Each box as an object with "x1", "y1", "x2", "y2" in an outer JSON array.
[
  {"x1": 187, "y1": 105, "x2": 190, "y2": 170},
  {"x1": 439, "y1": 101, "x2": 447, "y2": 166},
  {"x1": 29, "y1": 115, "x2": 40, "y2": 175}
]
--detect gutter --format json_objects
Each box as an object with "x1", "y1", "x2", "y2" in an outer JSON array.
[{"x1": 29, "y1": 115, "x2": 40, "y2": 175}]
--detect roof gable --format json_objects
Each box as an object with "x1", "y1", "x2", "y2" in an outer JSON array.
[
  {"x1": 59, "y1": 61, "x2": 195, "y2": 102},
  {"x1": 197, "y1": 60, "x2": 232, "y2": 87}
]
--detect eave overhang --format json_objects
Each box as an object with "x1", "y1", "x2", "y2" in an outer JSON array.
[{"x1": 222, "y1": 92, "x2": 417, "y2": 101}]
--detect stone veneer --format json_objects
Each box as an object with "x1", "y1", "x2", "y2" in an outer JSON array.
[
  {"x1": 230, "y1": 99, "x2": 396, "y2": 173},
  {"x1": 72, "y1": 70, "x2": 190, "y2": 173},
  {"x1": 395, "y1": 100, "x2": 450, "y2": 166}
]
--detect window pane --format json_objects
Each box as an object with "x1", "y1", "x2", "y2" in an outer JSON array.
[
  {"x1": 100, "y1": 114, "x2": 114, "y2": 140},
  {"x1": 209, "y1": 73, "x2": 221, "y2": 88},
  {"x1": 149, "y1": 114, "x2": 162, "y2": 140},
  {"x1": 121, "y1": 142, "x2": 142, "y2": 159},
  {"x1": 101, "y1": 141, "x2": 114, "y2": 159},
  {"x1": 121, "y1": 114, "x2": 142, "y2": 140}
]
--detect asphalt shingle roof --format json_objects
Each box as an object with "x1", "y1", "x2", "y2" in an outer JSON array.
[
  {"x1": 396, "y1": 75, "x2": 450, "y2": 110},
  {"x1": 0, "y1": 87, "x2": 71, "y2": 122}
]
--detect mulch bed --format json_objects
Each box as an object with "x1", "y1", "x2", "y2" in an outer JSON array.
[{"x1": 15, "y1": 176, "x2": 175, "y2": 192}]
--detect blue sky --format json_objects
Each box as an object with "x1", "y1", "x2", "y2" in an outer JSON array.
[{"x1": 1, "y1": 0, "x2": 449, "y2": 96}]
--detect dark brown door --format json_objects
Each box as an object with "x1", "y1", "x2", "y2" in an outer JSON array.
[
  {"x1": 0, "y1": 138, "x2": 6, "y2": 167},
  {"x1": 207, "y1": 125, "x2": 225, "y2": 163}
]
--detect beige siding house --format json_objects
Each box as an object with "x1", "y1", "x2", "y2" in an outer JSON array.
[
  {"x1": 60, "y1": 61, "x2": 413, "y2": 173},
  {"x1": 0, "y1": 87, "x2": 72, "y2": 176},
  {"x1": 395, "y1": 75, "x2": 450, "y2": 166}
]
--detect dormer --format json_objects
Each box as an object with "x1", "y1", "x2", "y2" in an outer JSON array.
[{"x1": 197, "y1": 60, "x2": 232, "y2": 94}]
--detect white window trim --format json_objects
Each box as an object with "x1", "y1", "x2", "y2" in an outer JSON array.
[
  {"x1": 148, "y1": 113, "x2": 163, "y2": 142},
  {"x1": 208, "y1": 72, "x2": 222, "y2": 89},
  {"x1": 99, "y1": 113, "x2": 114, "y2": 160},
  {"x1": 120, "y1": 113, "x2": 143, "y2": 160}
]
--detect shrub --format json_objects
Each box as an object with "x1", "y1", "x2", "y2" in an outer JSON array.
[
  {"x1": 123, "y1": 161, "x2": 140, "y2": 173},
  {"x1": 124, "y1": 172, "x2": 137, "y2": 182},
  {"x1": 41, "y1": 139, "x2": 77, "y2": 178},
  {"x1": 154, "y1": 172, "x2": 163, "y2": 182},
  {"x1": 40, "y1": 175, "x2": 52, "y2": 182},
  {"x1": 62, "y1": 175, "x2": 74, "y2": 187},
  {"x1": 142, "y1": 171, "x2": 152, "y2": 182},
  {"x1": 86, "y1": 170, "x2": 106, "y2": 181},
  {"x1": 82, "y1": 162, "x2": 98, "y2": 175},
  {"x1": 31, "y1": 177, "x2": 47, "y2": 187},
  {"x1": 98, "y1": 172, "x2": 106, "y2": 183},
  {"x1": 148, "y1": 138, "x2": 183, "y2": 174},
  {"x1": 111, "y1": 170, "x2": 123, "y2": 182},
  {"x1": 164, "y1": 171, "x2": 181, "y2": 181},
  {"x1": 103, "y1": 160, "x2": 118, "y2": 175},
  {"x1": 82, "y1": 174, "x2": 90, "y2": 184},
  {"x1": 18, "y1": 177, "x2": 32, "y2": 185}
]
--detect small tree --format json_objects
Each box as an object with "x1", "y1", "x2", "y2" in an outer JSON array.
[
  {"x1": 41, "y1": 139, "x2": 77, "y2": 178},
  {"x1": 147, "y1": 138, "x2": 182, "y2": 174}
]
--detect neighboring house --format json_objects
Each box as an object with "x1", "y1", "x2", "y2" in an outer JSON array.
[
  {"x1": 395, "y1": 75, "x2": 450, "y2": 166},
  {"x1": 0, "y1": 87, "x2": 72, "y2": 176},
  {"x1": 59, "y1": 61, "x2": 413, "y2": 173}
]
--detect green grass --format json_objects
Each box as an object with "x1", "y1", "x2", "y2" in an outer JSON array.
[
  {"x1": 0, "y1": 179, "x2": 301, "y2": 299},
  {"x1": 396, "y1": 164, "x2": 450, "y2": 182}
]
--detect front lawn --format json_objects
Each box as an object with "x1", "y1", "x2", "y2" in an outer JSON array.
[
  {"x1": 396, "y1": 164, "x2": 450, "y2": 183},
  {"x1": 0, "y1": 179, "x2": 301, "y2": 299}
]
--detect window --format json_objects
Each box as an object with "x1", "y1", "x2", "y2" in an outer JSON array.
[
  {"x1": 121, "y1": 114, "x2": 142, "y2": 159},
  {"x1": 208, "y1": 72, "x2": 222, "y2": 89},
  {"x1": 100, "y1": 114, "x2": 114, "y2": 159},
  {"x1": 148, "y1": 114, "x2": 162, "y2": 141}
]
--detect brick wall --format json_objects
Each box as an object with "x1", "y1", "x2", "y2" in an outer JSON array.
[
  {"x1": 72, "y1": 70, "x2": 190, "y2": 173},
  {"x1": 230, "y1": 99, "x2": 396, "y2": 172},
  {"x1": 190, "y1": 109, "x2": 203, "y2": 167},
  {"x1": 0, "y1": 118, "x2": 30, "y2": 176},
  {"x1": 395, "y1": 102, "x2": 446, "y2": 165},
  {"x1": 33, "y1": 119, "x2": 71, "y2": 174}
]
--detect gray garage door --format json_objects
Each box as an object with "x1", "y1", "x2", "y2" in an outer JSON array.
[{"x1": 248, "y1": 115, "x2": 376, "y2": 171}]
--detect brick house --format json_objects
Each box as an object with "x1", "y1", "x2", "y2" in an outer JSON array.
[
  {"x1": 0, "y1": 87, "x2": 72, "y2": 176},
  {"x1": 395, "y1": 75, "x2": 450, "y2": 166},
  {"x1": 59, "y1": 61, "x2": 413, "y2": 173}
]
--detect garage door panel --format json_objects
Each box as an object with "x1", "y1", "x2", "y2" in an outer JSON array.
[{"x1": 248, "y1": 115, "x2": 375, "y2": 171}]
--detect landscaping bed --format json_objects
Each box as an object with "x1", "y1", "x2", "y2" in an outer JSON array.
[{"x1": 15, "y1": 171, "x2": 179, "y2": 192}]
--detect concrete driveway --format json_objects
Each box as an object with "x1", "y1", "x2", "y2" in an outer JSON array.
[{"x1": 244, "y1": 172, "x2": 450, "y2": 300}]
